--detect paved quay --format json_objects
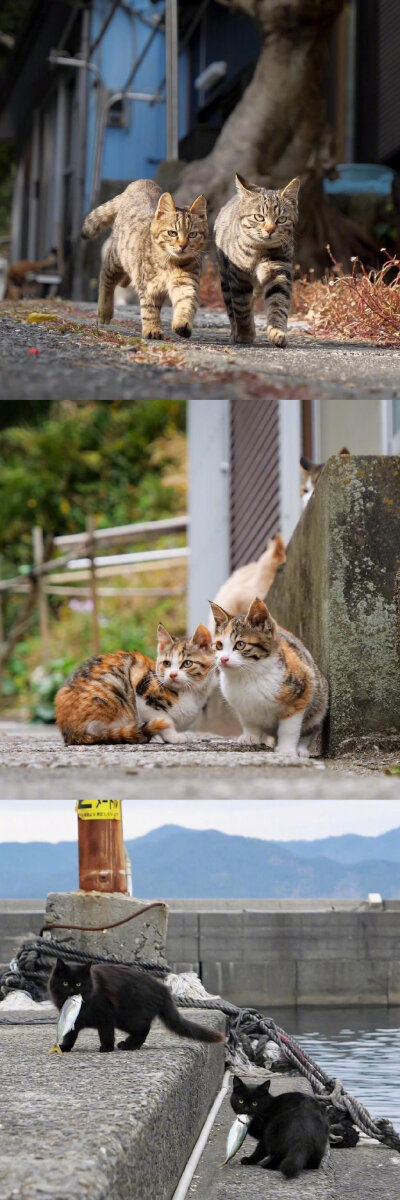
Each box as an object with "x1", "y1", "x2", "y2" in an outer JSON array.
[
  {"x1": 1, "y1": 303, "x2": 399, "y2": 401},
  {"x1": 189, "y1": 1079, "x2": 400, "y2": 1200},
  {"x1": 0, "y1": 1008, "x2": 225, "y2": 1200},
  {"x1": 0, "y1": 723, "x2": 399, "y2": 799}
]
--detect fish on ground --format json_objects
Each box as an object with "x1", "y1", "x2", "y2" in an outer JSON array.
[{"x1": 48, "y1": 993, "x2": 83, "y2": 1055}]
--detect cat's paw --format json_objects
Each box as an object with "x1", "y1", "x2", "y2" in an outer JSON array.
[
  {"x1": 267, "y1": 326, "x2": 287, "y2": 347},
  {"x1": 98, "y1": 306, "x2": 113, "y2": 325},
  {"x1": 238, "y1": 732, "x2": 265, "y2": 746},
  {"x1": 240, "y1": 1156, "x2": 253, "y2": 1166},
  {"x1": 144, "y1": 328, "x2": 163, "y2": 340},
  {"x1": 233, "y1": 330, "x2": 255, "y2": 345},
  {"x1": 173, "y1": 322, "x2": 192, "y2": 339},
  {"x1": 298, "y1": 745, "x2": 310, "y2": 759},
  {"x1": 99, "y1": 1045, "x2": 114, "y2": 1052}
]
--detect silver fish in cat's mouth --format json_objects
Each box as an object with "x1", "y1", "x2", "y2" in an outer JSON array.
[
  {"x1": 221, "y1": 1113, "x2": 250, "y2": 1166},
  {"x1": 48, "y1": 993, "x2": 83, "y2": 1055}
]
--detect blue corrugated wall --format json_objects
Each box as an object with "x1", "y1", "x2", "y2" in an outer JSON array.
[{"x1": 85, "y1": 1, "x2": 189, "y2": 207}]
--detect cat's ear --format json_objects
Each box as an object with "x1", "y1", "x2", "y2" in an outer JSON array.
[
  {"x1": 191, "y1": 624, "x2": 213, "y2": 650},
  {"x1": 209, "y1": 601, "x2": 231, "y2": 629},
  {"x1": 232, "y1": 1075, "x2": 243, "y2": 1089},
  {"x1": 280, "y1": 177, "x2": 301, "y2": 204},
  {"x1": 54, "y1": 958, "x2": 66, "y2": 970},
  {"x1": 157, "y1": 622, "x2": 174, "y2": 652},
  {"x1": 156, "y1": 192, "x2": 176, "y2": 218},
  {"x1": 235, "y1": 173, "x2": 259, "y2": 197},
  {"x1": 246, "y1": 598, "x2": 271, "y2": 628},
  {"x1": 190, "y1": 194, "x2": 207, "y2": 218},
  {"x1": 258, "y1": 1079, "x2": 271, "y2": 1093}
]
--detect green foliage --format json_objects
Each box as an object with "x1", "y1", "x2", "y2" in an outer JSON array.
[
  {"x1": 0, "y1": 399, "x2": 186, "y2": 573},
  {"x1": 30, "y1": 658, "x2": 76, "y2": 723}
]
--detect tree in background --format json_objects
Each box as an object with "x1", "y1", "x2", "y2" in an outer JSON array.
[{"x1": 176, "y1": 0, "x2": 376, "y2": 271}]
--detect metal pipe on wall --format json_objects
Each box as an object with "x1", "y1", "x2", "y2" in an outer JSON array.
[{"x1": 165, "y1": 0, "x2": 178, "y2": 160}]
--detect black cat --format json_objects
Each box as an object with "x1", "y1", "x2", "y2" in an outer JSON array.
[
  {"x1": 231, "y1": 1076, "x2": 328, "y2": 1178},
  {"x1": 49, "y1": 959, "x2": 226, "y2": 1053}
]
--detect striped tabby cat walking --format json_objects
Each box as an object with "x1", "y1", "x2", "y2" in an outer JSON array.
[
  {"x1": 214, "y1": 174, "x2": 300, "y2": 346},
  {"x1": 81, "y1": 180, "x2": 208, "y2": 339}
]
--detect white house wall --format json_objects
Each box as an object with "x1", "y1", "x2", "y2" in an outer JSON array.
[{"x1": 187, "y1": 399, "x2": 230, "y2": 633}]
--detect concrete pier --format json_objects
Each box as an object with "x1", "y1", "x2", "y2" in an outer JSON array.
[{"x1": 0, "y1": 1006, "x2": 225, "y2": 1200}]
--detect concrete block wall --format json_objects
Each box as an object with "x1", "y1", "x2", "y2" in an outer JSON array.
[
  {"x1": 2, "y1": 904, "x2": 400, "y2": 1007},
  {"x1": 267, "y1": 454, "x2": 400, "y2": 755}
]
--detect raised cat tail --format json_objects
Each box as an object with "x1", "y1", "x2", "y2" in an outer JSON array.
[
  {"x1": 160, "y1": 987, "x2": 226, "y2": 1044},
  {"x1": 81, "y1": 194, "x2": 122, "y2": 240}
]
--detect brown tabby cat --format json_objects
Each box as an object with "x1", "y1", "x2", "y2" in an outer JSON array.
[
  {"x1": 214, "y1": 174, "x2": 300, "y2": 346},
  {"x1": 210, "y1": 598, "x2": 328, "y2": 757},
  {"x1": 300, "y1": 448, "x2": 350, "y2": 508},
  {"x1": 55, "y1": 625, "x2": 215, "y2": 746},
  {"x1": 81, "y1": 179, "x2": 208, "y2": 338}
]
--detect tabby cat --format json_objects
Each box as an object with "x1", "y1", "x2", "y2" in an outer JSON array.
[
  {"x1": 81, "y1": 179, "x2": 208, "y2": 339},
  {"x1": 231, "y1": 1077, "x2": 328, "y2": 1178},
  {"x1": 49, "y1": 959, "x2": 226, "y2": 1053},
  {"x1": 214, "y1": 174, "x2": 300, "y2": 346},
  {"x1": 55, "y1": 624, "x2": 215, "y2": 745},
  {"x1": 210, "y1": 598, "x2": 328, "y2": 757},
  {"x1": 210, "y1": 533, "x2": 286, "y2": 631}
]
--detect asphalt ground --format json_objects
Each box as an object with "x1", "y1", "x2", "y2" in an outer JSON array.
[{"x1": 1, "y1": 302, "x2": 399, "y2": 401}]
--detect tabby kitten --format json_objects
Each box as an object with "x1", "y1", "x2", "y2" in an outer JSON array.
[
  {"x1": 49, "y1": 959, "x2": 226, "y2": 1053},
  {"x1": 210, "y1": 598, "x2": 328, "y2": 757},
  {"x1": 81, "y1": 179, "x2": 208, "y2": 339},
  {"x1": 55, "y1": 625, "x2": 214, "y2": 746},
  {"x1": 214, "y1": 174, "x2": 300, "y2": 346},
  {"x1": 231, "y1": 1077, "x2": 328, "y2": 1178},
  {"x1": 300, "y1": 448, "x2": 350, "y2": 508}
]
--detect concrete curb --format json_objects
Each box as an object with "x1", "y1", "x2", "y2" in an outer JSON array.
[{"x1": 0, "y1": 1009, "x2": 226, "y2": 1200}]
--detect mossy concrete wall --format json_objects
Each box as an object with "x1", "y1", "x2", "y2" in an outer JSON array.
[{"x1": 267, "y1": 455, "x2": 400, "y2": 755}]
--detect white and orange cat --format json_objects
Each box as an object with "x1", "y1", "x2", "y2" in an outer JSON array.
[
  {"x1": 210, "y1": 533, "x2": 286, "y2": 632},
  {"x1": 210, "y1": 598, "x2": 328, "y2": 757}
]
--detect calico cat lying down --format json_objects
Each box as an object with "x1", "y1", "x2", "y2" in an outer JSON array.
[
  {"x1": 49, "y1": 959, "x2": 226, "y2": 1052},
  {"x1": 231, "y1": 1076, "x2": 328, "y2": 1178},
  {"x1": 211, "y1": 597, "x2": 328, "y2": 757},
  {"x1": 55, "y1": 623, "x2": 215, "y2": 745}
]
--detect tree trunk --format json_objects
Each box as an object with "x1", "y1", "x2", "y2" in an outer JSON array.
[{"x1": 175, "y1": 0, "x2": 377, "y2": 271}]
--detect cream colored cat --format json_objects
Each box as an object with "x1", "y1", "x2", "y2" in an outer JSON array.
[{"x1": 210, "y1": 534, "x2": 286, "y2": 632}]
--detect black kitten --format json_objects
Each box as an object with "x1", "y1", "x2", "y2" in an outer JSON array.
[
  {"x1": 49, "y1": 959, "x2": 226, "y2": 1053},
  {"x1": 231, "y1": 1076, "x2": 328, "y2": 1178}
]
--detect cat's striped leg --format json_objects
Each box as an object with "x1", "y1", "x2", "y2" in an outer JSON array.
[
  {"x1": 257, "y1": 261, "x2": 293, "y2": 347},
  {"x1": 226, "y1": 260, "x2": 255, "y2": 344},
  {"x1": 216, "y1": 249, "x2": 236, "y2": 339},
  {"x1": 98, "y1": 247, "x2": 126, "y2": 324},
  {"x1": 168, "y1": 273, "x2": 199, "y2": 339},
  {"x1": 138, "y1": 292, "x2": 163, "y2": 339}
]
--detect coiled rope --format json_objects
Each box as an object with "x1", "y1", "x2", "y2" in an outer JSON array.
[{"x1": 1, "y1": 935, "x2": 399, "y2": 1154}]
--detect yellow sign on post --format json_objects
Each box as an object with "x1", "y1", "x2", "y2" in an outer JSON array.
[{"x1": 75, "y1": 799, "x2": 122, "y2": 821}]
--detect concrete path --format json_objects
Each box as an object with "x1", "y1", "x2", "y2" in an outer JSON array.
[
  {"x1": 189, "y1": 1080, "x2": 400, "y2": 1200},
  {"x1": 0, "y1": 723, "x2": 399, "y2": 799},
  {"x1": 1, "y1": 303, "x2": 399, "y2": 401},
  {"x1": 0, "y1": 1006, "x2": 225, "y2": 1200}
]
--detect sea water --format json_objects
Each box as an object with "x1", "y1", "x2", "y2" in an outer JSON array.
[{"x1": 265, "y1": 1006, "x2": 400, "y2": 1127}]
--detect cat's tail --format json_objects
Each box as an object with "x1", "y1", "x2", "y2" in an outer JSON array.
[
  {"x1": 81, "y1": 194, "x2": 123, "y2": 240},
  {"x1": 160, "y1": 987, "x2": 226, "y2": 1044}
]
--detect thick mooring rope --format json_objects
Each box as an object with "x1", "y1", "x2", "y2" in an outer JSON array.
[{"x1": 1, "y1": 936, "x2": 399, "y2": 1155}]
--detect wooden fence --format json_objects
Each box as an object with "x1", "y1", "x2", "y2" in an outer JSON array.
[{"x1": 0, "y1": 515, "x2": 189, "y2": 674}]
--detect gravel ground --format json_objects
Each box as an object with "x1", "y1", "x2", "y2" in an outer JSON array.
[
  {"x1": 0, "y1": 723, "x2": 399, "y2": 799},
  {"x1": 1, "y1": 302, "x2": 399, "y2": 401},
  {"x1": 0, "y1": 1008, "x2": 225, "y2": 1200}
]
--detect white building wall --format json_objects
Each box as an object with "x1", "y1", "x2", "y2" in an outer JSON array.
[{"x1": 187, "y1": 400, "x2": 230, "y2": 633}]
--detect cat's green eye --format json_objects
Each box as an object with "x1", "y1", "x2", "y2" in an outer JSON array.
[
  {"x1": 254, "y1": 213, "x2": 264, "y2": 222},
  {"x1": 188, "y1": 232, "x2": 197, "y2": 239},
  {"x1": 182, "y1": 659, "x2": 193, "y2": 667},
  {"x1": 238, "y1": 1098, "x2": 244, "y2": 1104},
  {"x1": 277, "y1": 215, "x2": 286, "y2": 223},
  {"x1": 63, "y1": 981, "x2": 68, "y2": 987},
  {"x1": 215, "y1": 641, "x2": 223, "y2": 650},
  {"x1": 235, "y1": 640, "x2": 245, "y2": 650},
  {"x1": 252, "y1": 1100, "x2": 258, "y2": 1107},
  {"x1": 168, "y1": 230, "x2": 178, "y2": 237}
]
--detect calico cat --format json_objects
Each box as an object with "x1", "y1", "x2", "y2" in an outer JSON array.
[
  {"x1": 55, "y1": 625, "x2": 215, "y2": 746},
  {"x1": 214, "y1": 174, "x2": 300, "y2": 346},
  {"x1": 210, "y1": 598, "x2": 328, "y2": 757},
  {"x1": 49, "y1": 959, "x2": 226, "y2": 1053},
  {"x1": 300, "y1": 448, "x2": 350, "y2": 508},
  {"x1": 231, "y1": 1077, "x2": 328, "y2": 1178},
  {"x1": 81, "y1": 179, "x2": 208, "y2": 339},
  {"x1": 210, "y1": 534, "x2": 286, "y2": 632}
]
